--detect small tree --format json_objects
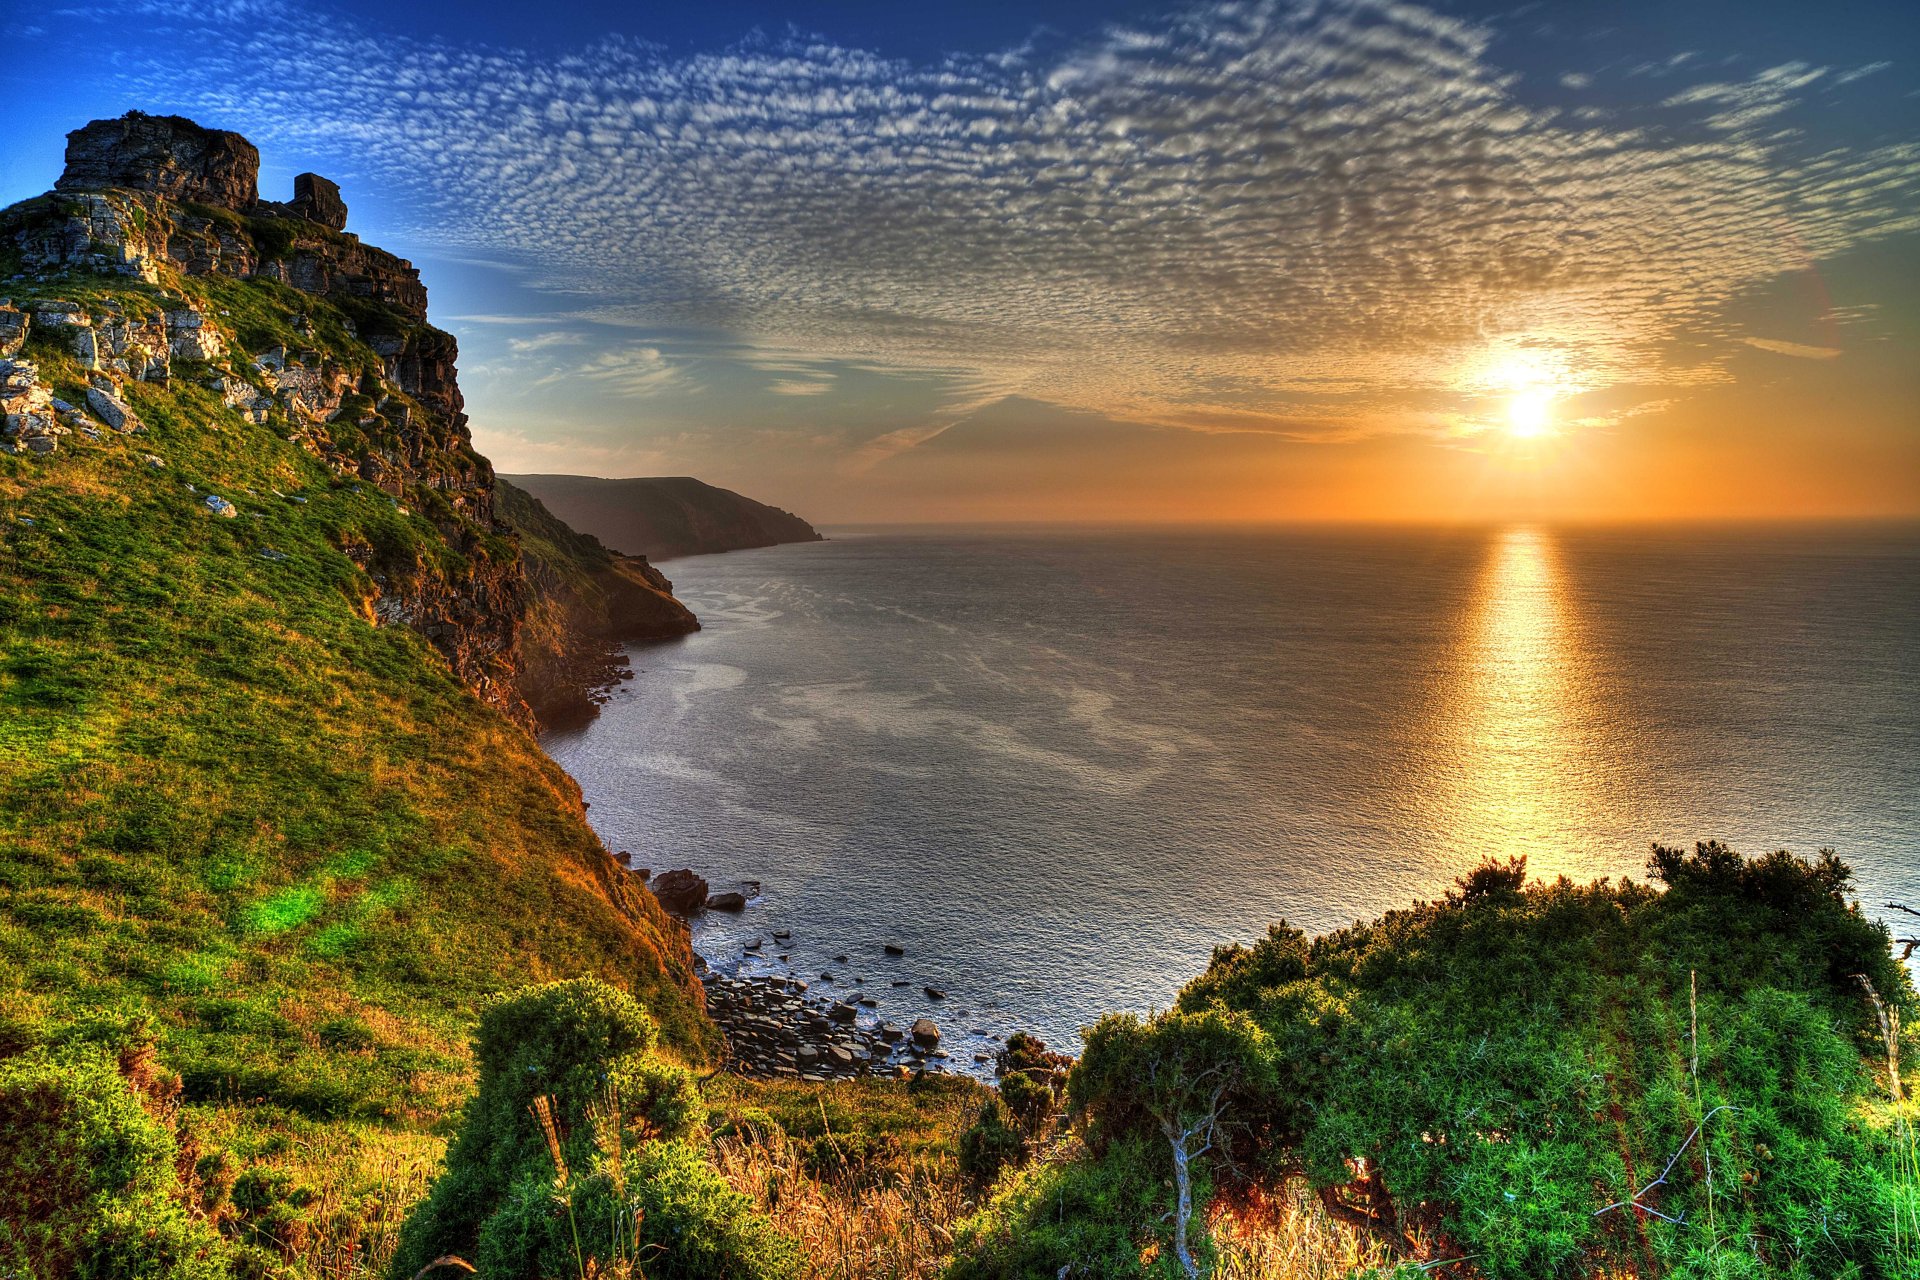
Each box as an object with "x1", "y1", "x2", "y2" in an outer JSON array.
[{"x1": 1073, "y1": 1010, "x2": 1275, "y2": 1279}]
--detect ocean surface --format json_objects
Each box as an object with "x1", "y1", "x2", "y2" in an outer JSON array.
[{"x1": 547, "y1": 524, "x2": 1920, "y2": 1071}]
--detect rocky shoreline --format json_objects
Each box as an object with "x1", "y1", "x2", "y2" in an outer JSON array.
[
  {"x1": 637, "y1": 863, "x2": 1017, "y2": 1080},
  {"x1": 698, "y1": 966, "x2": 953, "y2": 1081}
]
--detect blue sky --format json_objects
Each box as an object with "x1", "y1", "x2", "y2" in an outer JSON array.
[{"x1": 3, "y1": 0, "x2": 1915, "y2": 521}]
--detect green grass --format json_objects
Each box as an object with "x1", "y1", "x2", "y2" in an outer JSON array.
[{"x1": 0, "y1": 232, "x2": 710, "y2": 1273}]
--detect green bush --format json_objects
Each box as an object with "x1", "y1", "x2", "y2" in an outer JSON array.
[
  {"x1": 957, "y1": 1098, "x2": 1024, "y2": 1188},
  {"x1": 0, "y1": 1047, "x2": 231, "y2": 1279},
  {"x1": 946, "y1": 1135, "x2": 1177, "y2": 1279},
  {"x1": 966, "y1": 846, "x2": 1917, "y2": 1280},
  {"x1": 393, "y1": 978, "x2": 792, "y2": 1280},
  {"x1": 475, "y1": 1140, "x2": 799, "y2": 1280}
]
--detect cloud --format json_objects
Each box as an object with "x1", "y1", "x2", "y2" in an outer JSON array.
[
  {"x1": 533, "y1": 345, "x2": 686, "y2": 397},
  {"x1": 1742, "y1": 337, "x2": 1843, "y2": 359},
  {"x1": 768, "y1": 379, "x2": 833, "y2": 396},
  {"x1": 507, "y1": 331, "x2": 586, "y2": 353},
  {"x1": 89, "y1": 0, "x2": 1920, "y2": 453}
]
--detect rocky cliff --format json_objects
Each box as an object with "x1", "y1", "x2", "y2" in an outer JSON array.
[
  {"x1": 4, "y1": 112, "x2": 673, "y2": 727},
  {"x1": 0, "y1": 114, "x2": 717, "y2": 1275},
  {"x1": 497, "y1": 477, "x2": 699, "y2": 728},
  {"x1": 504, "y1": 473, "x2": 825, "y2": 562}
]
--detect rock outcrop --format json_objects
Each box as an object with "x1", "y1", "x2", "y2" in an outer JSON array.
[
  {"x1": 290, "y1": 173, "x2": 348, "y2": 231},
  {"x1": 55, "y1": 113, "x2": 261, "y2": 210},
  {"x1": 496, "y1": 477, "x2": 700, "y2": 729},
  {"x1": 3, "y1": 113, "x2": 698, "y2": 730},
  {"x1": 503, "y1": 473, "x2": 824, "y2": 562},
  {"x1": 650, "y1": 869, "x2": 710, "y2": 916}
]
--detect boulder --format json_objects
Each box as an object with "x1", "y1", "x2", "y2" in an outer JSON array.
[
  {"x1": 649, "y1": 868, "x2": 709, "y2": 915},
  {"x1": 829, "y1": 1002, "x2": 858, "y2": 1024},
  {"x1": 884, "y1": 943, "x2": 905, "y2": 956},
  {"x1": 706, "y1": 891, "x2": 747, "y2": 912},
  {"x1": 167, "y1": 308, "x2": 225, "y2": 361},
  {"x1": 289, "y1": 173, "x2": 348, "y2": 231},
  {"x1": 923, "y1": 986, "x2": 946, "y2": 1000},
  {"x1": 204, "y1": 495, "x2": 237, "y2": 518},
  {"x1": 0, "y1": 307, "x2": 26, "y2": 359},
  {"x1": 910, "y1": 1018, "x2": 941, "y2": 1048},
  {"x1": 85, "y1": 385, "x2": 139, "y2": 433}
]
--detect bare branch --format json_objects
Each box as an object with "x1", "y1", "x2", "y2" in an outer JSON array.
[{"x1": 1595, "y1": 1104, "x2": 1737, "y2": 1222}]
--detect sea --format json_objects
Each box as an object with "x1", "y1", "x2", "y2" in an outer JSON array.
[{"x1": 545, "y1": 523, "x2": 1920, "y2": 1072}]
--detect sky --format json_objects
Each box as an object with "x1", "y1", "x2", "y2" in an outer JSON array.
[{"x1": 3, "y1": 0, "x2": 1917, "y2": 523}]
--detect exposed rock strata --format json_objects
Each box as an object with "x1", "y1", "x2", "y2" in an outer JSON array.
[{"x1": 496, "y1": 477, "x2": 698, "y2": 729}]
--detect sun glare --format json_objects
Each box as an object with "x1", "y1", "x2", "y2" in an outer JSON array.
[
  {"x1": 1467, "y1": 346, "x2": 1578, "y2": 443},
  {"x1": 1507, "y1": 386, "x2": 1553, "y2": 439}
]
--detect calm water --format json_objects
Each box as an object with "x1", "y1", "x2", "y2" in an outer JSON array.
[{"x1": 547, "y1": 524, "x2": 1920, "y2": 1068}]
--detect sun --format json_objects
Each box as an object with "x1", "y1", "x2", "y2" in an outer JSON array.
[
  {"x1": 1507, "y1": 386, "x2": 1554, "y2": 439},
  {"x1": 1467, "y1": 347, "x2": 1574, "y2": 442}
]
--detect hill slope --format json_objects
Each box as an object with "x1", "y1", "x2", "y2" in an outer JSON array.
[
  {"x1": 0, "y1": 113, "x2": 709, "y2": 1272},
  {"x1": 503, "y1": 473, "x2": 824, "y2": 561}
]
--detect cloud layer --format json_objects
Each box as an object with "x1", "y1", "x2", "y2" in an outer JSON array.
[{"x1": 85, "y1": 0, "x2": 1920, "y2": 449}]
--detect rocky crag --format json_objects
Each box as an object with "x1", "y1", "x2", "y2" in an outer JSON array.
[
  {"x1": 504, "y1": 472, "x2": 825, "y2": 562},
  {"x1": 497, "y1": 476, "x2": 698, "y2": 727},
  {"x1": 3, "y1": 111, "x2": 652, "y2": 727}
]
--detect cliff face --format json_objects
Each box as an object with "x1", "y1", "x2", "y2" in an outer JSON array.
[
  {"x1": 504, "y1": 473, "x2": 825, "y2": 562},
  {"x1": 5, "y1": 112, "x2": 664, "y2": 726},
  {"x1": 0, "y1": 113, "x2": 717, "y2": 1274},
  {"x1": 497, "y1": 477, "x2": 699, "y2": 729}
]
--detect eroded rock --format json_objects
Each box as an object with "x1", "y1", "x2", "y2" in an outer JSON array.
[
  {"x1": 57, "y1": 112, "x2": 261, "y2": 210},
  {"x1": 650, "y1": 868, "x2": 709, "y2": 915}
]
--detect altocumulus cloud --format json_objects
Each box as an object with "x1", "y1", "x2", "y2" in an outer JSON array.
[{"x1": 87, "y1": 0, "x2": 1920, "y2": 447}]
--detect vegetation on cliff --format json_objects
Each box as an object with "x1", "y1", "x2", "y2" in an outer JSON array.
[
  {"x1": 951, "y1": 845, "x2": 1917, "y2": 1279},
  {"x1": 0, "y1": 116, "x2": 713, "y2": 1275}
]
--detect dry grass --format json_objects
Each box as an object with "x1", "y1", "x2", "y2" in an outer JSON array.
[
  {"x1": 711, "y1": 1120, "x2": 969, "y2": 1280},
  {"x1": 1206, "y1": 1182, "x2": 1399, "y2": 1280},
  {"x1": 187, "y1": 1105, "x2": 443, "y2": 1279}
]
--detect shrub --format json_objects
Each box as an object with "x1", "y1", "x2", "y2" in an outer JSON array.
[
  {"x1": 997, "y1": 1069, "x2": 1052, "y2": 1135},
  {"x1": 475, "y1": 1140, "x2": 800, "y2": 1280},
  {"x1": 392, "y1": 978, "x2": 793, "y2": 1280},
  {"x1": 0, "y1": 1046, "x2": 231, "y2": 1279},
  {"x1": 957, "y1": 1098, "x2": 1024, "y2": 1189},
  {"x1": 947, "y1": 1135, "x2": 1175, "y2": 1279}
]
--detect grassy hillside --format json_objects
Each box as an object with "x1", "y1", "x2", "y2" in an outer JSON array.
[{"x1": 0, "y1": 261, "x2": 710, "y2": 1270}]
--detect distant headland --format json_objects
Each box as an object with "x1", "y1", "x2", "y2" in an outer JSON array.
[{"x1": 504, "y1": 472, "x2": 825, "y2": 562}]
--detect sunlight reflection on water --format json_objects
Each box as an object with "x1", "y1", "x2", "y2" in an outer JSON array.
[{"x1": 1433, "y1": 526, "x2": 1609, "y2": 877}]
